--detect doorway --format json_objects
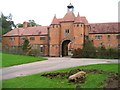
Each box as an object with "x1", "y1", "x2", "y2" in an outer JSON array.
[{"x1": 61, "y1": 40, "x2": 71, "y2": 57}]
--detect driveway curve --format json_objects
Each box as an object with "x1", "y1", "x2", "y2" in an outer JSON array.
[{"x1": 1, "y1": 57, "x2": 118, "y2": 80}]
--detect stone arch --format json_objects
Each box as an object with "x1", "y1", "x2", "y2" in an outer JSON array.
[{"x1": 60, "y1": 40, "x2": 71, "y2": 57}]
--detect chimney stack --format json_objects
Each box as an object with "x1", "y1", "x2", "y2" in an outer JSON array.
[{"x1": 23, "y1": 21, "x2": 28, "y2": 28}]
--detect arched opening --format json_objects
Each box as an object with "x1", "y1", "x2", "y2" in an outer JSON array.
[{"x1": 62, "y1": 40, "x2": 71, "y2": 57}]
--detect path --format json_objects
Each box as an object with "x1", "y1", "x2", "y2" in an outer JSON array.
[{"x1": 1, "y1": 57, "x2": 118, "y2": 80}]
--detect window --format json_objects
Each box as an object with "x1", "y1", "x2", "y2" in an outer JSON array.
[
  {"x1": 56, "y1": 25, "x2": 58, "y2": 28},
  {"x1": 77, "y1": 24, "x2": 79, "y2": 27},
  {"x1": 116, "y1": 35, "x2": 120, "y2": 39},
  {"x1": 30, "y1": 37, "x2": 35, "y2": 40},
  {"x1": 65, "y1": 29, "x2": 69, "y2": 34},
  {"x1": 108, "y1": 35, "x2": 111, "y2": 40},
  {"x1": 9, "y1": 37, "x2": 15, "y2": 41},
  {"x1": 32, "y1": 44, "x2": 37, "y2": 49},
  {"x1": 40, "y1": 37, "x2": 46, "y2": 40},
  {"x1": 21, "y1": 37, "x2": 25, "y2": 41},
  {"x1": 53, "y1": 25, "x2": 54, "y2": 28},
  {"x1": 81, "y1": 24, "x2": 83, "y2": 27},
  {"x1": 12, "y1": 46, "x2": 15, "y2": 49},
  {"x1": 40, "y1": 45, "x2": 43, "y2": 52},
  {"x1": 100, "y1": 43, "x2": 103, "y2": 47},
  {"x1": 95, "y1": 35, "x2": 102, "y2": 40},
  {"x1": 85, "y1": 35, "x2": 89, "y2": 40},
  {"x1": 118, "y1": 44, "x2": 120, "y2": 49}
]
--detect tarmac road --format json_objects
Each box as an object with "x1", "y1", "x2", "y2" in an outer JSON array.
[{"x1": 1, "y1": 57, "x2": 119, "y2": 80}]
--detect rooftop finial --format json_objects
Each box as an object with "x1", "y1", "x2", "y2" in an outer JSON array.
[{"x1": 67, "y1": 2, "x2": 74, "y2": 12}]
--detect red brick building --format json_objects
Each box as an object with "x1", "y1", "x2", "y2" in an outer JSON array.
[{"x1": 2, "y1": 3, "x2": 120, "y2": 56}]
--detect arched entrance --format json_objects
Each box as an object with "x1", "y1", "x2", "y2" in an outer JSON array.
[{"x1": 61, "y1": 40, "x2": 71, "y2": 57}]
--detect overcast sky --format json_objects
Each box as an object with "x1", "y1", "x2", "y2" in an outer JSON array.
[{"x1": 0, "y1": 0, "x2": 119, "y2": 26}]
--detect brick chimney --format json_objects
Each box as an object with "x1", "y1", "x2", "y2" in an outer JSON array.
[{"x1": 23, "y1": 21, "x2": 28, "y2": 28}]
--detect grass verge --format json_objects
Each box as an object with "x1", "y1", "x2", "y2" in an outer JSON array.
[
  {"x1": 1, "y1": 53, "x2": 47, "y2": 67},
  {"x1": 2, "y1": 64, "x2": 119, "y2": 88}
]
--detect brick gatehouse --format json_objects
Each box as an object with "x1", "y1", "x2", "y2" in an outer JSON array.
[{"x1": 2, "y1": 3, "x2": 120, "y2": 57}]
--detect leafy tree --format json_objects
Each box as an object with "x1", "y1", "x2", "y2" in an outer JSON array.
[
  {"x1": 16, "y1": 23, "x2": 23, "y2": 28},
  {"x1": 28, "y1": 20, "x2": 39, "y2": 27},
  {"x1": 17, "y1": 20, "x2": 39, "y2": 28},
  {"x1": 0, "y1": 13, "x2": 16, "y2": 34},
  {"x1": 22, "y1": 38, "x2": 32, "y2": 55},
  {"x1": 22, "y1": 38, "x2": 30, "y2": 51},
  {"x1": 82, "y1": 39, "x2": 96, "y2": 58}
]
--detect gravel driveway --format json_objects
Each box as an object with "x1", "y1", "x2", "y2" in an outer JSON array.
[{"x1": 0, "y1": 57, "x2": 118, "y2": 80}]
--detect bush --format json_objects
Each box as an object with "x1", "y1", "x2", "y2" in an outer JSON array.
[
  {"x1": 72, "y1": 48, "x2": 83, "y2": 58},
  {"x1": 72, "y1": 40, "x2": 119, "y2": 59},
  {"x1": 29, "y1": 49, "x2": 40, "y2": 57}
]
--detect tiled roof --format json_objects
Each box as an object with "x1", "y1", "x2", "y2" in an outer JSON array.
[
  {"x1": 51, "y1": 15, "x2": 59, "y2": 25},
  {"x1": 80, "y1": 16, "x2": 88, "y2": 25},
  {"x1": 74, "y1": 13, "x2": 81, "y2": 23},
  {"x1": 63, "y1": 11, "x2": 75, "y2": 22},
  {"x1": 58, "y1": 18, "x2": 63, "y2": 22},
  {"x1": 50, "y1": 12, "x2": 88, "y2": 25},
  {"x1": 89, "y1": 22, "x2": 119, "y2": 34},
  {"x1": 3, "y1": 26, "x2": 48, "y2": 36},
  {"x1": 74, "y1": 13, "x2": 88, "y2": 25}
]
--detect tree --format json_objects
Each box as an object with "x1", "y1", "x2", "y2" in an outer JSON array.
[
  {"x1": 28, "y1": 20, "x2": 38, "y2": 27},
  {"x1": 83, "y1": 40, "x2": 96, "y2": 58},
  {"x1": 22, "y1": 38, "x2": 30, "y2": 51},
  {"x1": 22, "y1": 38, "x2": 32, "y2": 55},
  {"x1": 17, "y1": 20, "x2": 39, "y2": 28},
  {"x1": 0, "y1": 13, "x2": 16, "y2": 34},
  {"x1": 16, "y1": 23, "x2": 23, "y2": 28}
]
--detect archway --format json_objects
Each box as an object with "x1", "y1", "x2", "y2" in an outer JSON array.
[{"x1": 61, "y1": 40, "x2": 71, "y2": 57}]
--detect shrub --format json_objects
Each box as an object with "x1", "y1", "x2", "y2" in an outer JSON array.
[
  {"x1": 29, "y1": 49, "x2": 40, "y2": 57},
  {"x1": 72, "y1": 48, "x2": 83, "y2": 58},
  {"x1": 72, "y1": 40, "x2": 119, "y2": 59},
  {"x1": 82, "y1": 40, "x2": 96, "y2": 58}
]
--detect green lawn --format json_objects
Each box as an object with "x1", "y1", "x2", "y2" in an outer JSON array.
[
  {"x1": 3, "y1": 64, "x2": 119, "y2": 88},
  {"x1": 1, "y1": 53, "x2": 47, "y2": 67}
]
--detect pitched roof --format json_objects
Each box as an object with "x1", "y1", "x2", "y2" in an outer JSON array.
[
  {"x1": 63, "y1": 11, "x2": 75, "y2": 22},
  {"x1": 51, "y1": 15, "x2": 59, "y2": 25},
  {"x1": 80, "y1": 16, "x2": 89, "y2": 25},
  {"x1": 89, "y1": 22, "x2": 119, "y2": 34},
  {"x1": 3, "y1": 26, "x2": 48, "y2": 37},
  {"x1": 74, "y1": 14, "x2": 88, "y2": 25},
  {"x1": 74, "y1": 13, "x2": 81, "y2": 23},
  {"x1": 58, "y1": 18, "x2": 63, "y2": 22}
]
